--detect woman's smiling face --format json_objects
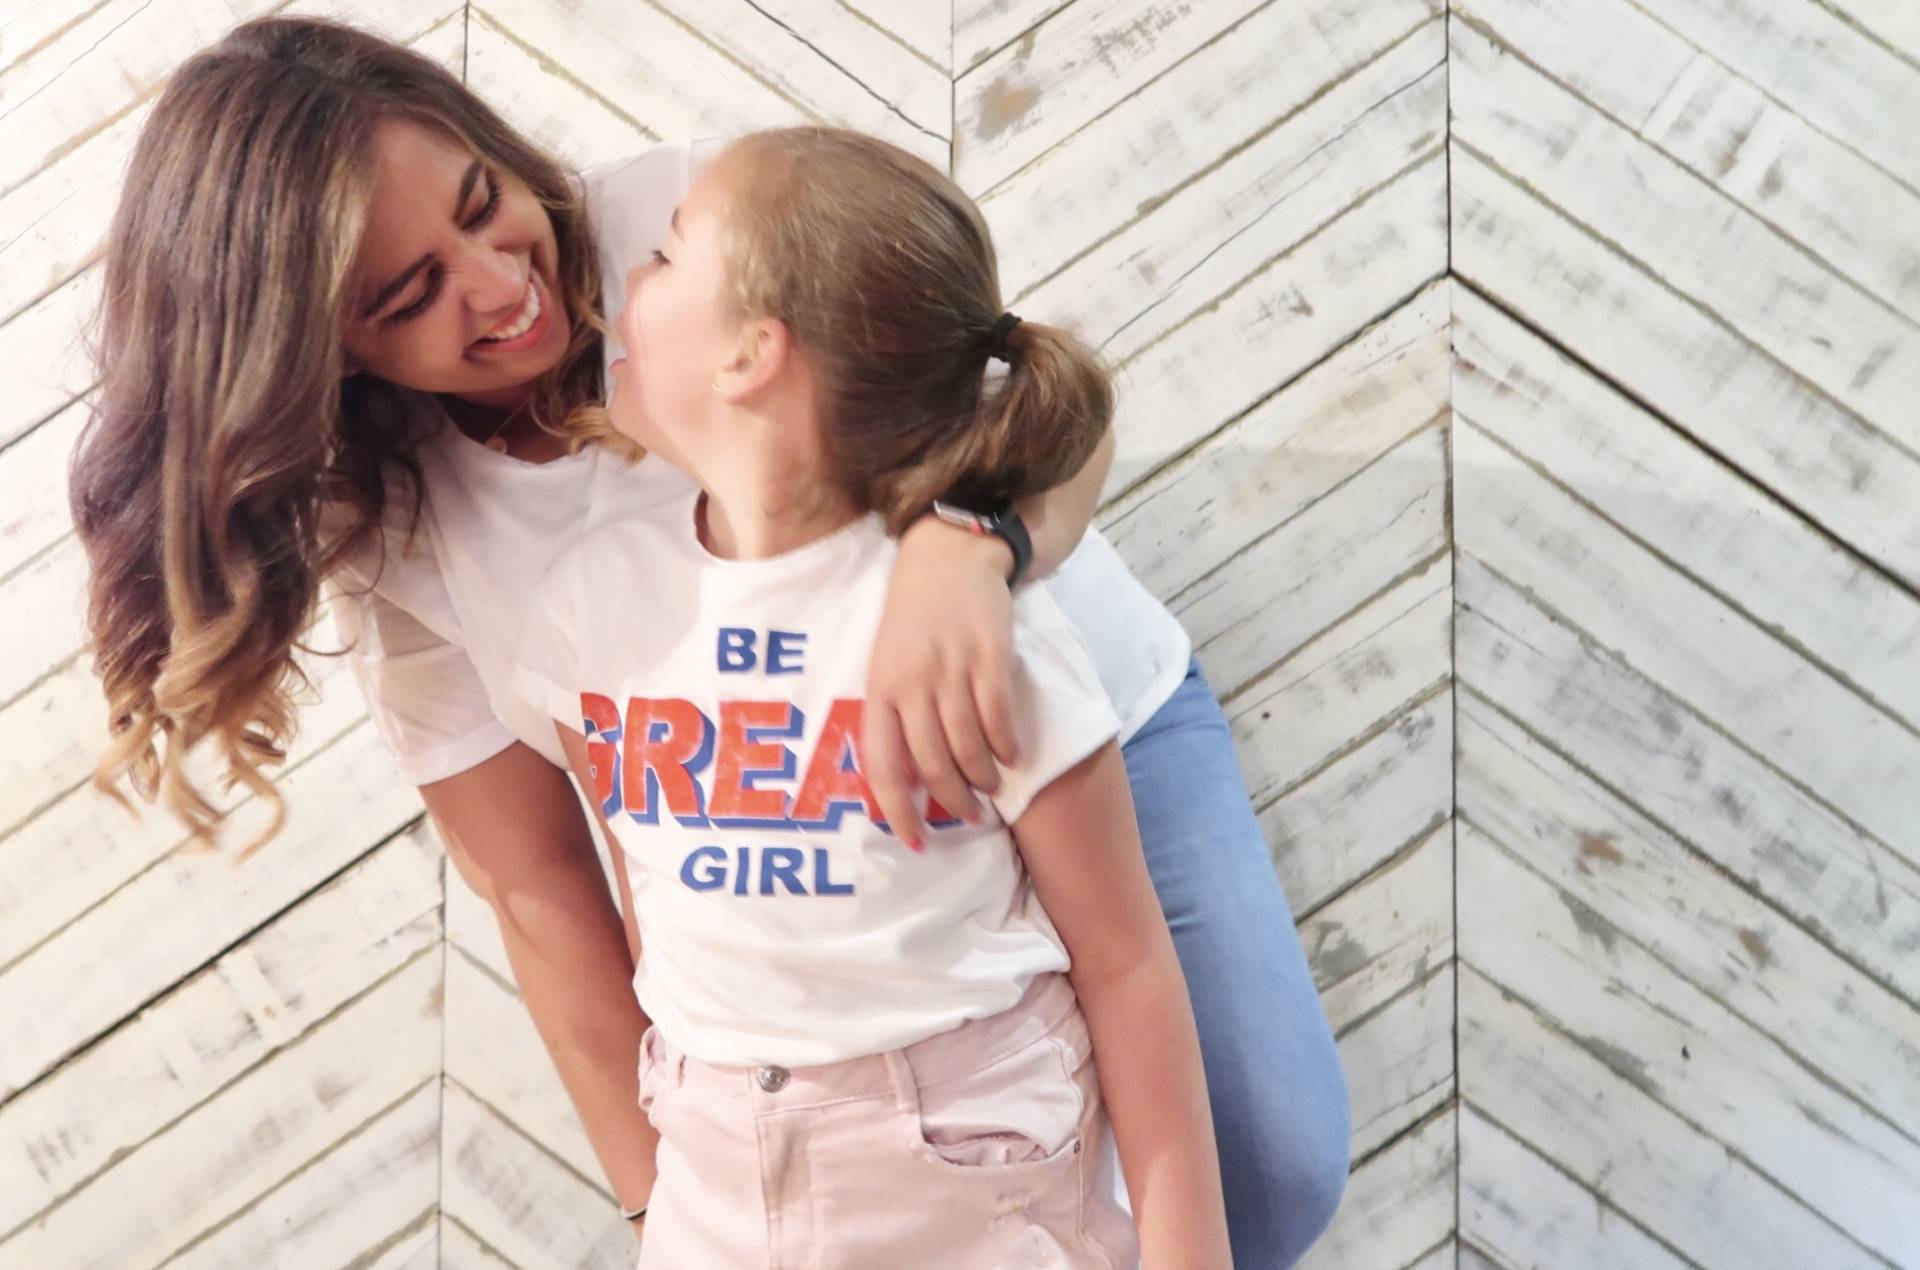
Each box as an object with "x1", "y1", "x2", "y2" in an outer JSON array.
[{"x1": 344, "y1": 119, "x2": 570, "y2": 401}]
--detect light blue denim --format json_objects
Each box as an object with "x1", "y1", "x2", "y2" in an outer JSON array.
[{"x1": 1119, "y1": 656, "x2": 1351, "y2": 1268}]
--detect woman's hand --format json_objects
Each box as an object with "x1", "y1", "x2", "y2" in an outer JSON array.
[{"x1": 864, "y1": 515, "x2": 1022, "y2": 847}]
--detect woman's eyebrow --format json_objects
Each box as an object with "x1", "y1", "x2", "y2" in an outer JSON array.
[{"x1": 361, "y1": 160, "x2": 485, "y2": 316}]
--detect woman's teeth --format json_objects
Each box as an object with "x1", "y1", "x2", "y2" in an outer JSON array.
[{"x1": 478, "y1": 279, "x2": 541, "y2": 343}]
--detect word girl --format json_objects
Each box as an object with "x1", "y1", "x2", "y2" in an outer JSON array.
[{"x1": 514, "y1": 127, "x2": 1231, "y2": 1269}]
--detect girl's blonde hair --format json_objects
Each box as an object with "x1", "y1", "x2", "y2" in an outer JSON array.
[
  {"x1": 70, "y1": 17, "x2": 605, "y2": 853},
  {"x1": 692, "y1": 127, "x2": 1113, "y2": 531}
]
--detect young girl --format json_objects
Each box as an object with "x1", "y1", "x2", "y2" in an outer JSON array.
[{"x1": 511, "y1": 127, "x2": 1233, "y2": 1268}]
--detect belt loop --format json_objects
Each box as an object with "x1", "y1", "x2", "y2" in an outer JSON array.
[{"x1": 882, "y1": 1049, "x2": 923, "y2": 1119}]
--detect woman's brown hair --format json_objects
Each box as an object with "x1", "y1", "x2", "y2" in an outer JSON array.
[
  {"x1": 70, "y1": 17, "x2": 604, "y2": 852},
  {"x1": 701, "y1": 127, "x2": 1112, "y2": 532}
]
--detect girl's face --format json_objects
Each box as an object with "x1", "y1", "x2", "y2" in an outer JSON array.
[
  {"x1": 344, "y1": 120, "x2": 570, "y2": 403},
  {"x1": 606, "y1": 156, "x2": 747, "y2": 478}
]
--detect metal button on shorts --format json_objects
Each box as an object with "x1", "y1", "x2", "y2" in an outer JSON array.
[{"x1": 755, "y1": 1065, "x2": 791, "y2": 1093}]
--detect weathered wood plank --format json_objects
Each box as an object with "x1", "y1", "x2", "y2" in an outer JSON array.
[
  {"x1": 1295, "y1": 1104, "x2": 1455, "y2": 1270},
  {"x1": 442, "y1": 1082, "x2": 635, "y2": 1270},
  {"x1": 1455, "y1": 420, "x2": 1920, "y2": 870},
  {"x1": 464, "y1": 7, "x2": 652, "y2": 172},
  {"x1": 1452, "y1": 17, "x2": 1920, "y2": 453},
  {"x1": 1455, "y1": 555, "x2": 1920, "y2": 1011},
  {"x1": 1462, "y1": 822, "x2": 1920, "y2": 1264},
  {"x1": 1459, "y1": 966, "x2": 1883, "y2": 1270},
  {"x1": 0, "y1": 394, "x2": 86, "y2": 581},
  {"x1": 952, "y1": 0, "x2": 1076, "y2": 77},
  {"x1": 1102, "y1": 283, "x2": 1448, "y2": 608},
  {"x1": 444, "y1": 947, "x2": 602, "y2": 1185},
  {"x1": 441, "y1": 1216, "x2": 519, "y2": 1270},
  {"x1": 954, "y1": 0, "x2": 1284, "y2": 196},
  {"x1": 979, "y1": 0, "x2": 1442, "y2": 305},
  {"x1": 1110, "y1": 151, "x2": 1446, "y2": 493},
  {"x1": 359, "y1": 1213, "x2": 439, "y2": 1270},
  {"x1": 1460, "y1": 1105, "x2": 1691, "y2": 1270},
  {"x1": 1455, "y1": 0, "x2": 1920, "y2": 326},
  {"x1": 1452, "y1": 145, "x2": 1920, "y2": 589},
  {"x1": 1454, "y1": 286, "x2": 1920, "y2": 733},
  {"x1": 1178, "y1": 422, "x2": 1447, "y2": 698},
  {"x1": 0, "y1": 721, "x2": 425, "y2": 1100},
  {"x1": 1459, "y1": 699, "x2": 1920, "y2": 1176},
  {"x1": 474, "y1": 0, "x2": 944, "y2": 167},
  {"x1": 0, "y1": 822, "x2": 440, "y2": 1237},
  {"x1": 1303, "y1": 825, "x2": 1453, "y2": 1160},
  {"x1": 0, "y1": 650, "x2": 372, "y2": 968},
  {"x1": 831, "y1": 0, "x2": 948, "y2": 75},
  {"x1": 0, "y1": 951, "x2": 441, "y2": 1270},
  {"x1": 1631, "y1": 0, "x2": 1920, "y2": 193},
  {"x1": 165, "y1": 1085, "x2": 438, "y2": 1270}
]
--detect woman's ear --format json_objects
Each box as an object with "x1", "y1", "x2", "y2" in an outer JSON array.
[{"x1": 714, "y1": 317, "x2": 791, "y2": 403}]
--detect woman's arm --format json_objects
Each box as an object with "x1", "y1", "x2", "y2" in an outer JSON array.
[
  {"x1": 418, "y1": 741, "x2": 658, "y2": 1232},
  {"x1": 864, "y1": 426, "x2": 1115, "y2": 843},
  {"x1": 1013, "y1": 741, "x2": 1232, "y2": 1270}
]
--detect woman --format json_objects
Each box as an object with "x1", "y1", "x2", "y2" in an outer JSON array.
[{"x1": 70, "y1": 17, "x2": 1348, "y2": 1265}]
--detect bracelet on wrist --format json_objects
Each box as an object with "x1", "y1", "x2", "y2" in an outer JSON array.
[{"x1": 620, "y1": 1202, "x2": 648, "y2": 1222}]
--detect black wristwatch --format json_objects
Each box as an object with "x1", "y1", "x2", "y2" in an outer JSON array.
[{"x1": 929, "y1": 499, "x2": 1033, "y2": 587}]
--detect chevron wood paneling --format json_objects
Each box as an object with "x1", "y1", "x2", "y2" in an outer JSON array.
[
  {"x1": 1451, "y1": 1, "x2": 1920, "y2": 1267},
  {"x1": 3, "y1": 1, "x2": 1913, "y2": 1267}
]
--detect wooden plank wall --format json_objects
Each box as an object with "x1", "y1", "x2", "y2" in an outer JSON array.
[
  {"x1": 4, "y1": 0, "x2": 1910, "y2": 1267},
  {"x1": 1450, "y1": 1, "x2": 1920, "y2": 1267}
]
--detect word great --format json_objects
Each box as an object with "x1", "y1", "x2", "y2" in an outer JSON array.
[{"x1": 578, "y1": 693, "x2": 957, "y2": 834}]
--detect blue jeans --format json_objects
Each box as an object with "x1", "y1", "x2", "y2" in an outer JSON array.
[{"x1": 1120, "y1": 656, "x2": 1350, "y2": 1267}]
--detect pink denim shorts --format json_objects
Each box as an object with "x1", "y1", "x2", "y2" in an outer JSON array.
[{"x1": 635, "y1": 971, "x2": 1137, "y2": 1269}]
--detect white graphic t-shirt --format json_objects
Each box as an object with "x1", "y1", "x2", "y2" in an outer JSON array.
[{"x1": 511, "y1": 493, "x2": 1122, "y2": 1067}]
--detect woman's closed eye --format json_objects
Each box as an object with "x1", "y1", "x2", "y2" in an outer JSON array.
[{"x1": 387, "y1": 170, "x2": 504, "y2": 324}]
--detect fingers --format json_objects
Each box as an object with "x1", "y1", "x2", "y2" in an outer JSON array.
[
  {"x1": 938, "y1": 671, "x2": 1002, "y2": 798},
  {"x1": 899, "y1": 695, "x2": 981, "y2": 829},
  {"x1": 972, "y1": 639, "x2": 1019, "y2": 768},
  {"x1": 861, "y1": 700, "x2": 927, "y2": 850}
]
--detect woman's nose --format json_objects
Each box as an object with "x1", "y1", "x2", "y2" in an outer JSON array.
[{"x1": 466, "y1": 245, "x2": 528, "y2": 315}]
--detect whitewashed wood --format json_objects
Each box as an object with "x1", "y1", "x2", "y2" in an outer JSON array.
[
  {"x1": 1452, "y1": 145, "x2": 1920, "y2": 589},
  {"x1": 1179, "y1": 422, "x2": 1447, "y2": 698},
  {"x1": 0, "y1": 722, "x2": 425, "y2": 1099},
  {"x1": 1455, "y1": 556, "x2": 1920, "y2": 1010},
  {"x1": 1459, "y1": 700, "x2": 1920, "y2": 1146},
  {"x1": 649, "y1": 0, "x2": 950, "y2": 142},
  {"x1": 442, "y1": 1082, "x2": 635, "y2": 1270},
  {"x1": 1459, "y1": 966, "x2": 1883, "y2": 1270},
  {"x1": 441, "y1": 1216, "x2": 517, "y2": 1269},
  {"x1": 1264, "y1": 712, "x2": 1451, "y2": 927},
  {"x1": 1102, "y1": 279, "x2": 1446, "y2": 601},
  {"x1": 1816, "y1": 0, "x2": 1920, "y2": 67},
  {"x1": 0, "y1": 533, "x2": 86, "y2": 704},
  {"x1": 463, "y1": 8, "x2": 652, "y2": 172},
  {"x1": 0, "y1": 648, "x2": 371, "y2": 969},
  {"x1": 1340, "y1": 962, "x2": 1452, "y2": 1162},
  {"x1": 444, "y1": 947, "x2": 602, "y2": 1185},
  {"x1": 980, "y1": 0, "x2": 1442, "y2": 305},
  {"x1": 831, "y1": 0, "x2": 947, "y2": 75},
  {"x1": 954, "y1": 0, "x2": 1282, "y2": 195},
  {"x1": 0, "y1": 951, "x2": 441, "y2": 1270},
  {"x1": 0, "y1": 394, "x2": 86, "y2": 581},
  {"x1": 475, "y1": 0, "x2": 944, "y2": 167},
  {"x1": 1454, "y1": 0, "x2": 1920, "y2": 326},
  {"x1": 1462, "y1": 822, "x2": 1920, "y2": 1264},
  {"x1": 358, "y1": 1213, "x2": 440, "y2": 1270},
  {"x1": 1455, "y1": 421, "x2": 1920, "y2": 870},
  {"x1": 1302, "y1": 810, "x2": 1452, "y2": 1029},
  {"x1": 953, "y1": 0, "x2": 1074, "y2": 76},
  {"x1": 167, "y1": 1083, "x2": 439, "y2": 1270},
  {"x1": 1460, "y1": 1106, "x2": 1690, "y2": 1270},
  {"x1": 1110, "y1": 152, "x2": 1446, "y2": 493},
  {"x1": 1227, "y1": 573, "x2": 1451, "y2": 809},
  {"x1": 1295, "y1": 1105, "x2": 1455, "y2": 1270},
  {"x1": 1454, "y1": 286, "x2": 1920, "y2": 732},
  {"x1": 1637, "y1": 0, "x2": 1920, "y2": 194},
  {"x1": 0, "y1": 822, "x2": 440, "y2": 1236},
  {"x1": 1451, "y1": 18, "x2": 1920, "y2": 453}
]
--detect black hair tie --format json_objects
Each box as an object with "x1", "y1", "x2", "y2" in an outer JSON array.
[{"x1": 988, "y1": 311, "x2": 1022, "y2": 363}]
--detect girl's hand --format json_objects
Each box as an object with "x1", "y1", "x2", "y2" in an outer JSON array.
[{"x1": 864, "y1": 514, "x2": 1022, "y2": 846}]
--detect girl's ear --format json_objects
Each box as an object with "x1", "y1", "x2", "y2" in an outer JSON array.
[{"x1": 714, "y1": 317, "x2": 791, "y2": 403}]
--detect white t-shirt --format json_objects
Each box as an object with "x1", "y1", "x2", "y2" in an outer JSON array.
[
  {"x1": 511, "y1": 495, "x2": 1119, "y2": 1066},
  {"x1": 329, "y1": 139, "x2": 1191, "y2": 785}
]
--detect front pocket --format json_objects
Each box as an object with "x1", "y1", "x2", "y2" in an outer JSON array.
[
  {"x1": 914, "y1": 1034, "x2": 1087, "y2": 1171},
  {"x1": 636, "y1": 1025, "x2": 667, "y2": 1128}
]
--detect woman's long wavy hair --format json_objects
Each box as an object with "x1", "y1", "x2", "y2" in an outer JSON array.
[{"x1": 69, "y1": 17, "x2": 605, "y2": 854}]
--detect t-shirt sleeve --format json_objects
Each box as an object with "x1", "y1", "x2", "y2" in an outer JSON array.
[
  {"x1": 508, "y1": 552, "x2": 588, "y2": 733},
  {"x1": 987, "y1": 588, "x2": 1125, "y2": 825},
  {"x1": 327, "y1": 580, "x2": 515, "y2": 787}
]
